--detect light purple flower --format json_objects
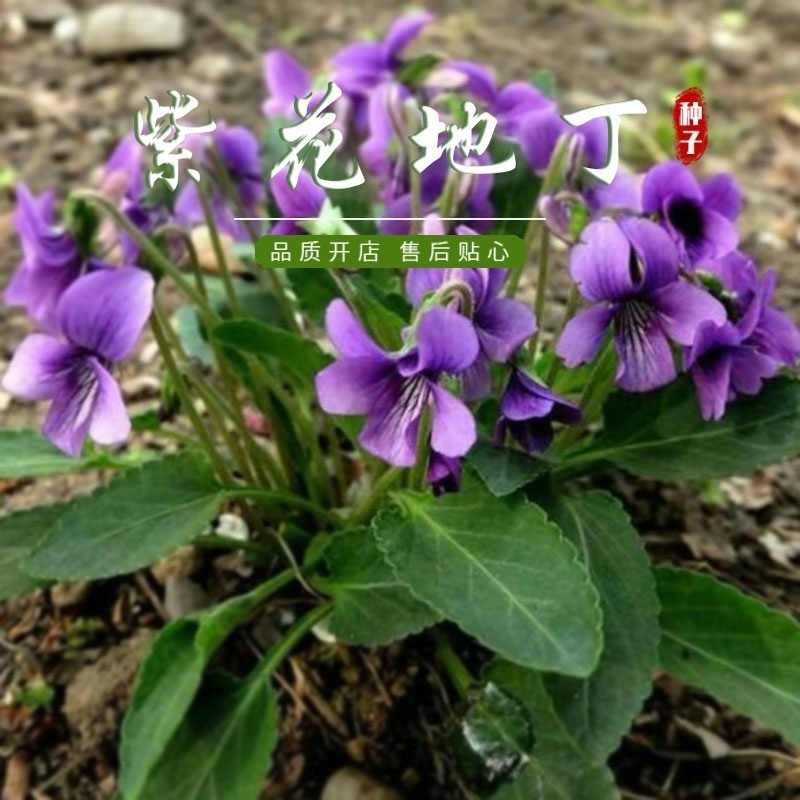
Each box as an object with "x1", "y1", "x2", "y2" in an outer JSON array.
[
  {"x1": 495, "y1": 368, "x2": 582, "y2": 453},
  {"x1": 315, "y1": 299, "x2": 478, "y2": 467},
  {"x1": 406, "y1": 266, "x2": 536, "y2": 399},
  {"x1": 557, "y1": 217, "x2": 726, "y2": 392},
  {"x1": 4, "y1": 184, "x2": 84, "y2": 331},
  {"x1": 642, "y1": 161, "x2": 740, "y2": 266},
  {"x1": 269, "y1": 169, "x2": 326, "y2": 235},
  {"x1": 2, "y1": 268, "x2": 154, "y2": 456},
  {"x1": 263, "y1": 50, "x2": 313, "y2": 119}
]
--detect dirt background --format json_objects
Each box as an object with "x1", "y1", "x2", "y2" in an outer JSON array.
[{"x1": 2, "y1": 0, "x2": 800, "y2": 797}]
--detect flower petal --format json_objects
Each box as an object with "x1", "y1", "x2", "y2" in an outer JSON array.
[
  {"x1": 2, "y1": 335, "x2": 78, "y2": 400},
  {"x1": 405, "y1": 269, "x2": 447, "y2": 306},
  {"x1": 270, "y1": 169, "x2": 325, "y2": 219},
  {"x1": 642, "y1": 161, "x2": 702, "y2": 214},
  {"x1": 569, "y1": 220, "x2": 636, "y2": 302},
  {"x1": 315, "y1": 357, "x2": 395, "y2": 415},
  {"x1": 413, "y1": 306, "x2": 480, "y2": 374},
  {"x1": 614, "y1": 308, "x2": 676, "y2": 392},
  {"x1": 690, "y1": 351, "x2": 732, "y2": 421},
  {"x1": 650, "y1": 281, "x2": 727, "y2": 346},
  {"x1": 381, "y1": 12, "x2": 433, "y2": 63},
  {"x1": 88, "y1": 359, "x2": 131, "y2": 446},
  {"x1": 475, "y1": 297, "x2": 536, "y2": 362},
  {"x1": 702, "y1": 173, "x2": 741, "y2": 221},
  {"x1": 617, "y1": 216, "x2": 679, "y2": 292},
  {"x1": 263, "y1": 50, "x2": 310, "y2": 107},
  {"x1": 324, "y1": 299, "x2": 386, "y2": 359},
  {"x1": 430, "y1": 384, "x2": 477, "y2": 458},
  {"x1": 41, "y1": 358, "x2": 98, "y2": 457},
  {"x1": 556, "y1": 306, "x2": 614, "y2": 366}
]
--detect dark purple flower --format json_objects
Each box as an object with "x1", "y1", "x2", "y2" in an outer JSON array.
[
  {"x1": 642, "y1": 161, "x2": 740, "y2": 266},
  {"x1": 406, "y1": 266, "x2": 536, "y2": 399},
  {"x1": 557, "y1": 217, "x2": 726, "y2": 392},
  {"x1": 332, "y1": 12, "x2": 434, "y2": 98},
  {"x1": 2, "y1": 267, "x2": 154, "y2": 456},
  {"x1": 495, "y1": 368, "x2": 582, "y2": 453},
  {"x1": 175, "y1": 123, "x2": 264, "y2": 241},
  {"x1": 315, "y1": 299, "x2": 478, "y2": 467},
  {"x1": 4, "y1": 184, "x2": 84, "y2": 331},
  {"x1": 427, "y1": 452, "x2": 462, "y2": 495},
  {"x1": 269, "y1": 169, "x2": 326, "y2": 235}
]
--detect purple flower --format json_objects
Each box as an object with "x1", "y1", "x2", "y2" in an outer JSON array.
[
  {"x1": 4, "y1": 184, "x2": 84, "y2": 331},
  {"x1": 642, "y1": 161, "x2": 740, "y2": 266},
  {"x1": 269, "y1": 169, "x2": 326, "y2": 235},
  {"x1": 332, "y1": 12, "x2": 434, "y2": 98},
  {"x1": 685, "y1": 250, "x2": 800, "y2": 419},
  {"x1": 175, "y1": 123, "x2": 264, "y2": 241},
  {"x1": 557, "y1": 217, "x2": 726, "y2": 392},
  {"x1": 518, "y1": 106, "x2": 608, "y2": 175},
  {"x1": 2, "y1": 268, "x2": 154, "y2": 456},
  {"x1": 262, "y1": 50, "x2": 313, "y2": 119},
  {"x1": 315, "y1": 299, "x2": 478, "y2": 467},
  {"x1": 496, "y1": 368, "x2": 582, "y2": 453},
  {"x1": 428, "y1": 452, "x2": 462, "y2": 495},
  {"x1": 406, "y1": 266, "x2": 536, "y2": 399}
]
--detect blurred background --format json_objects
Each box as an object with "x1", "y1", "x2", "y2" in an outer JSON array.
[{"x1": 2, "y1": 0, "x2": 800, "y2": 797}]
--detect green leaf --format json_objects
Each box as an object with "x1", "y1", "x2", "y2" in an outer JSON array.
[
  {"x1": 541, "y1": 491, "x2": 659, "y2": 760},
  {"x1": 141, "y1": 670, "x2": 279, "y2": 800},
  {"x1": 488, "y1": 141, "x2": 542, "y2": 238},
  {"x1": 27, "y1": 453, "x2": 224, "y2": 581},
  {"x1": 488, "y1": 662, "x2": 620, "y2": 800},
  {"x1": 0, "y1": 430, "x2": 89, "y2": 477},
  {"x1": 657, "y1": 567, "x2": 800, "y2": 746},
  {"x1": 374, "y1": 479, "x2": 602, "y2": 676},
  {"x1": 211, "y1": 318, "x2": 332, "y2": 382},
  {"x1": 468, "y1": 441, "x2": 550, "y2": 497},
  {"x1": 119, "y1": 582, "x2": 282, "y2": 800},
  {"x1": 0, "y1": 504, "x2": 66, "y2": 600},
  {"x1": 396, "y1": 52, "x2": 442, "y2": 86},
  {"x1": 286, "y1": 268, "x2": 341, "y2": 327},
  {"x1": 313, "y1": 528, "x2": 439, "y2": 646},
  {"x1": 565, "y1": 377, "x2": 800, "y2": 481},
  {"x1": 453, "y1": 682, "x2": 534, "y2": 791}
]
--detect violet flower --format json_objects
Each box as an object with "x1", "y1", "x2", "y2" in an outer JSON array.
[
  {"x1": 269, "y1": 169, "x2": 326, "y2": 235},
  {"x1": 4, "y1": 184, "x2": 85, "y2": 332},
  {"x1": 332, "y1": 12, "x2": 434, "y2": 98},
  {"x1": 642, "y1": 161, "x2": 740, "y2": 266},
  {"x1": 428, "y1": 452, "x2": 462, "y2": 495},
  {"x1": 685, "y1": 250, "x2": 800, "y2": 419},
  {"x1": 263, "y1": 50, "x2": 313, "y2": 119},
  {"x1": 315, "y1": 299, "x2": 478, "y2": 468},
  {"x1": 406, "y1": 266, "x2": 536, "y2": 400},
  {"x1": 496, "y1": 368, "x2": 582, "y2": 453},
  {"x1": 557, "y1": 217, "x2": 726, "y2": 392},
  {"x1": 175, "y1": 123, "x2": 264, "y2": 241},
  {"x1": 3, "y1": 267, "x2": 154, "y2": 457}
]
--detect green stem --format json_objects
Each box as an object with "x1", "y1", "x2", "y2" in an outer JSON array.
[
  {"x1": 349, "y1": 466, "x2": 402, "y2": 525},
  {"x1": 255, "y1": 601, "x2": 333, "y2": 679},
  {"x1": 197, "y1": 182, "x2": 242, "y2": 317},
  {"x1": 225, "y1": 487, "x2": 342, "y2": 527},
  {"x1": 409, "y1": 407, "x2": 432, "y2": 491},
  {"x1": 151, "y1": 307, "x2": 232, "y2": 483},
  {"x1": 527, "y1": 227, "x2": 551, "y2": 357},
  {"x1": 434, "y1": 631, "x2": 475, "y2": 699},
  {"x1": 154, "y1": 223, "x2": 209, "y2": 302},
  {"x1": 193, "y1": 533, "x2": 276, "y2": 558},
  {"x1": 544, "y1": 284, "x2": 579, "y2": 385}
]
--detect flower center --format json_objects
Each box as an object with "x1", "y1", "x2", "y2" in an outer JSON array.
[{"x1": 667, "y1": 198, "x2": 704, "y2": 245}]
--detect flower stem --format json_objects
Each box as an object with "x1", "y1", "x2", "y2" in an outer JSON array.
[
  {"x1": 527, "y1": 227, "x2": 551, "y2": 357},
  {"x1": 544, "y1": 283, "x2": 579, "y2": 385},
  {"x1": 409, "y1": 407, "x2": 432, "y2": 491},
  {"x1": 433, "y1": 630, "x2": 475, "y2": 699},
  {"x1": 150, "y1": 306, "x2": 232, "y2": 483},
  {"x1": 196, "y1": 182, "x2": 242, "y2": 317},
  {"x1": 349, "y1": 466, "x2": 403, "y2": 525},
  {"x1": 255, "y1": 601, "x2": 334, "y2": 679},
  {"x1": 193, "y1": 533, "x2": 276, "y2": 558},
  {"x1": 224, "y1": 487, "x2": 342, "y2": 527}
]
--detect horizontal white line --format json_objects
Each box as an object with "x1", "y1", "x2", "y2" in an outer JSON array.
[{"x1": 234, "y1": 217, "x2": 548, "y2": 222}]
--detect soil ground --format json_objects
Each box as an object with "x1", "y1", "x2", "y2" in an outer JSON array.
[{"x1": 2, "y1": 0, "x2": 800, "y2": 797}]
